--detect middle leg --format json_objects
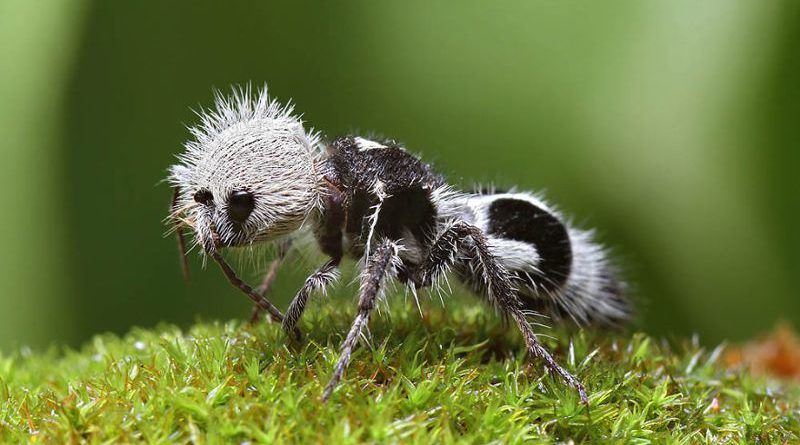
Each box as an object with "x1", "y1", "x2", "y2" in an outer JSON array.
[
  {"x1": 250, "y1": 239, "x2": 293, "y2": 323},
  {"x1": 321, "y1": 239, "x2": 401, "y2": 401},
  {"x1": 282, "y1": 259, "x2": 341, "y2": 341}
]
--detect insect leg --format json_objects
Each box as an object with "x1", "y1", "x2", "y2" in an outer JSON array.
[
  {"x1": 211, "y1": 251, "x2": 302, "y2": 340},
  {"x1": 413, "y1": 221, "x2": 472, "y2": 288},
  {"x1": 321, "y1": 239, "x2": 400, "y2": 401},
  {"x1": 282, "y1": 259, "x2": 340, "y2": 341},
  {"x1": 416, "y1": 221, "x2": 588, "y2": 403},
  {"x1": 169, "y1": 187, "x2": 190, "y2": 281},
  {"x1": 250, "y1": 239, "x2": 293, "y2": 323}
]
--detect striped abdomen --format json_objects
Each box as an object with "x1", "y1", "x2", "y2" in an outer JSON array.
[{"x1": 455, "y1": 192, "x2": 631, "y2": 326}]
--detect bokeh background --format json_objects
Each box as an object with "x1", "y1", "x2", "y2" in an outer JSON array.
[{"x1": 1, "y1": 1, "x2": 797, "y2": 351}]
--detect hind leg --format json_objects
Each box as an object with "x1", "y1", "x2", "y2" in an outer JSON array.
[{"x1": 414, "y1": 221, "x2": 588, "y2": 403}]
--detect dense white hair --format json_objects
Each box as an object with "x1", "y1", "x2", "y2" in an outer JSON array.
[{"x1": 168, "y1": 85, "x2": 324, "y2": 253}]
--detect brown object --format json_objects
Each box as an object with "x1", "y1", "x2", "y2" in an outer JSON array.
[{"x1": 724, "y1": 323, "x2": 800, "y2": 381}]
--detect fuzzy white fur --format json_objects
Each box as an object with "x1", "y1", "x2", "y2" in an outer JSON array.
[
  {"x1": 354, "y1": 137, "x2": 388, "y2": 151},
  {"x1": 168, "y1": 86, "x2": 324, "y2": 253}
]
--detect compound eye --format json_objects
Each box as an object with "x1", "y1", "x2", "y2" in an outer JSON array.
[
  {"x1": 194, "y1": 189, "x2": 214, "y2": 206},
  {"x1": 228, "y1": 190, "x2": 255, "y2": 224}
]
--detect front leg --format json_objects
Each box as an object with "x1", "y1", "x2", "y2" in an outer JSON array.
[
  {"x1": 282, "y1": 259, "x2": 341, "y2": 341},
  {"x1": 322, "y1": 239, "x2": 401, "y2": 401},
  {"x1": 211, "y1": 252, "x2": 288, "y2": 328},
  {"x1": 414, "y1": 221, "x2": 588, "y2": 403}
]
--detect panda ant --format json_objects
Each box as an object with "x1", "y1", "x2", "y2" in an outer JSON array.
[{"x1": 167, "y1": 86, "x2": 631, "y2": 403}]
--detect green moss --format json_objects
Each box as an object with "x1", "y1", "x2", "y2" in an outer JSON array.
[{"x1": 0, "y1": 302, "x2": 797, "y2": 444}]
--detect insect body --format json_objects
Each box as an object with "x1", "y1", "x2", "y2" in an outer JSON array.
[{"x1": 168, "y1": 87, "x2": 631, "y2": 403}]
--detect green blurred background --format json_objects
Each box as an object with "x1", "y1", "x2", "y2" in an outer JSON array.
[{"x1": 0, "y1": 1, "x2": 797, "y2": 351}]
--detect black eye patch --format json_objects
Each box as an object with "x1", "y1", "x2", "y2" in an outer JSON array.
[
  {"x1": 228, "y1": 190, "x2": 255, "y2": 224},
  {"x1": 194, "y1": 189, "x2": 214, "y2": 206}
]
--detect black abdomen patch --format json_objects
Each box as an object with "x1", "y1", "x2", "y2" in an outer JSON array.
[{"x1": 487, "y1": 198, "x2": 572, "y2": 291}]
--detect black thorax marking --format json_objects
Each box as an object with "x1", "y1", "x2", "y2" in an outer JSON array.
[{"x1": 322, "y1": 136, "x2": 445, "y2": 259}]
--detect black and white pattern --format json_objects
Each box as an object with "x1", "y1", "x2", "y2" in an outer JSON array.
[{"x1": 167, "y1": 86, "x2": 632, "y2": 404}]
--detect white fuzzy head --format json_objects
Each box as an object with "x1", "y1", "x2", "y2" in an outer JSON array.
[{"x1": 168, "y1": 86, "x2": 323, "y2": 254}]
